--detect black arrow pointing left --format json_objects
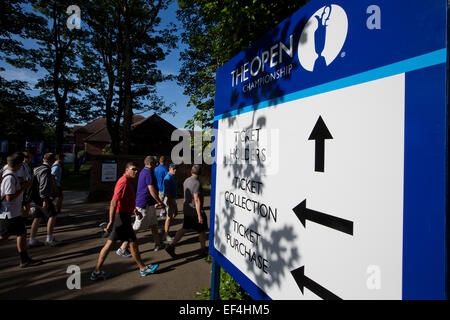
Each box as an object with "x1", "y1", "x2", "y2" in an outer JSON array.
[
  {"x1": 293, "y1": 199, "x2": 354, "y2": 236},
  {"x1": 291, "y1": 266, "x2": 342, "y2": 300}
]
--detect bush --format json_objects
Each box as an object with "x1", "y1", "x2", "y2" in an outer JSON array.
[{"x1": 195, "y1": 256, "x2": 251, "y2": 300}]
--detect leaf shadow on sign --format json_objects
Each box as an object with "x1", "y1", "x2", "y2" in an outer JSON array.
[{"x1": 214, "y1": 16, "x2": 309, "y2": 296}]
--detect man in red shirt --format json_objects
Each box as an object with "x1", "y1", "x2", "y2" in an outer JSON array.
[{"x1": 90, "y1": 162, "x2": 159, "y2": 280}]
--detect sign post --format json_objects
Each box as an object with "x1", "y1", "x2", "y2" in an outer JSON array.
[{"x1": 209, "y1": 0, "x2": 448, "y2": 299}]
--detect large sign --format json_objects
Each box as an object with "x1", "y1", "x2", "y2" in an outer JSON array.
[{"x1": 210, "y1": 0, "x2": 448, "y2": 300}]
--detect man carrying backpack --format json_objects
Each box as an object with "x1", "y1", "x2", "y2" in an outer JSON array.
[
  {"x1": 0, "y1": 153, "x2": 41, "y2": 267},
  {"x1": 21, "y1": 152, "x2": 33, "y2": 216},
  {"x1": 28, "y1": 153, "x2": 60, "y2": 247}
]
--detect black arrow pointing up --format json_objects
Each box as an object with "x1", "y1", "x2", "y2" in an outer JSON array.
[
  {"x1": 292, "y1": 199, "x2": 354, "y2": 235},
  {"x1": 291, "y1": 266, "x2": 342, "y2": 300},
  {"x1": 308, "y1": 116, "x2": 333, "y2": 172}
]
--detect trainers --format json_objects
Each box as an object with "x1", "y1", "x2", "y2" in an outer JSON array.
[
  {"x1": 165, "y1": 245, "x2": 178, "y2": 258},
  {"x1": 90, "y1": 270, "x2": 112, "y2": 281},
  {"x1": 153, "y1": 243, "x2": 166, "y2": 251},
  {"x1": 140, "y1": 264, "x2": 159, "y2": 277},
  {"x1": 45, "y1": 238, "x2": 60, "y2": 247},
  {"x1": 116, "y1": 248, "x2": 132, "y2": 258},
  {"x1": 163, "y1": 234, "x2": 173, "y2": 243},
  {"x1": 28, "y1": 240, "x2": 44, "y2": 248},
  {"x1": 20, "y1": 258, "x2": 43, "y2": 268}
]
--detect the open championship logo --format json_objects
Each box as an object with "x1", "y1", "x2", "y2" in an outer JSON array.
[{"x1": 298, "y1": 4, "x2": 348, "y2": 72}]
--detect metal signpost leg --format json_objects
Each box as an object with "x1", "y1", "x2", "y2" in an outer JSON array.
[{"x1": 210, "y1": 258, "x2": 221, "y2": 300}]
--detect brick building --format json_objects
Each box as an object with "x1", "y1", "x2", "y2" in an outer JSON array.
[{"x1": 73, "y1": 114, "x2": 179, "y2": 156}]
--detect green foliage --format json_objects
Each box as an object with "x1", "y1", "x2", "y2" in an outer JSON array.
[
  {"x1": 102, "y1": 144, "x2": 113, "y2": 155},
  {"x1": 62, "y1": 161, "x2": 91, "y2": 191},
  {"x1": 81, "y1": 0, "x2": 178, "y2": 154},
  {"x1": 77, "y1": 150, "x2": 86, "y2": 158},
  {"x1": 177, "y1": 0, "x2": 310, "y2": 130},
  {"x1": 0, "y1": 0, "x2": 59, "y2": 149},
  {"x1": 195, "y1": 258, "x2": 251, "y2": 300},
  {"x1": 27, "y1": 0, "x2": 96, "y2": 153},
  {"x1": 1, "y1": 0, "x2": 177, "y2": 155},
  {"x1": 217, "y1": 267, "x2": 251, "y2": 300}
]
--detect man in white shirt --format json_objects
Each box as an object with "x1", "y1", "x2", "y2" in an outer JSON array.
[{"x1": 0, "y1": 153, "x2": 41, "y2": 267}]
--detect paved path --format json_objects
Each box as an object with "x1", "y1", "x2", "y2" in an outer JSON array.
[{"x1": 0, "y1": 192, "x2": 212, "y2": 300}]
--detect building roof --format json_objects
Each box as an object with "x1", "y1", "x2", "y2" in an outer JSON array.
[
  {"x1": 75, "y1": 115, "x2": 145, "y2": 135},
  {"x1": 131, "y1": 113, "x2": 177, "y2": 130},
  {"x1": 83, "y1": 114, "x2": 173, "y2": 143},
  {"x1": 75, "y1": 118, "x2": 106, "y2": 134},
  {"x1": 83, "y1": 127, "x2": 111, "y2": 143}
]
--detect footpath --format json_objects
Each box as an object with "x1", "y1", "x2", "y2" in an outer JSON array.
[{"x1": 0, "y1": 192, "x2": 212, "y2": 300}]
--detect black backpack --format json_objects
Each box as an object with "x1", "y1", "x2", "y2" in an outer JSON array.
[
  {"x1": 0, "y1": 168, "x2": 17, "y2": 204},
  {"x1": 29, "y1": 165, "x2": 50, "y2": 205}
]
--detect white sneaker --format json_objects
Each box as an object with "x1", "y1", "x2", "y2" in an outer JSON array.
[
  {"x1": 28, "y1": 240, "x2": 44, "y2": 248},
  {"x1": 45, "y1": 238, "x2": 60, "y2": 247},
  {"x1": 164, "y1": 234, "x2": 173, "y2": 242},
  {"x1": 116, "y1": 248, "x2": 132, "y2": 258}
]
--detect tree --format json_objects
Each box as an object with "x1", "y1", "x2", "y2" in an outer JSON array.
[
  {"x1": 0, "y1": 0, "x2": 51, "y2": 151},
  {"x1": 177, "y1": 0, "x2": 310, "y2": 130},
  {"x1": 82, "y1": 0, "x2": 177, "y2": 154},
  {"x1": 22, "y1": 0, "x2": 97, "y2": 156}
]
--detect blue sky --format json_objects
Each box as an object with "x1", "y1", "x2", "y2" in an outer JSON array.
[
  {"x1": 1, "y1": 0, "x2": 196, "y2": 129},
  {"x1": 150, "y1": 0, "x2": 196, "y2": 129}
]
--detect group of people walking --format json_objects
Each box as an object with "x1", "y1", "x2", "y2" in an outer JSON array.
[
  {"x1": 91, "y1": 156, "x2": 209, "y2": 280},
  {"x1": 0, "y1": 152, "x2": 64, "y2": 267},
  {"x1": 1, "y1": 152, "x2": 209, "y2": 280}
]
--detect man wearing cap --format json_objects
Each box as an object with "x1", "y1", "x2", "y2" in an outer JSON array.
[
  {"x1": 166, "y1": 164, "x2": 208, "y2": 258},
  {"x1": 162, "y1": 163, "x2": 178, "y2": 242}
]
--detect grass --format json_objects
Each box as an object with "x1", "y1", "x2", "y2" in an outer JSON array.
[
  {"x1": 194, "y1": 260, "x2": 251, "y2": 300},
  {"x1": 202, "y1": 182, "x2": 211, "y2": 195}
]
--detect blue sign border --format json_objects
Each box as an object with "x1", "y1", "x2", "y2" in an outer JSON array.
[{"x1": 209, "y1": 0, "x2": 448, "y2": 300}]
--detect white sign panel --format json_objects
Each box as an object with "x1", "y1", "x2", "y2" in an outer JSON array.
[{"x1": 214, "y1": 74, "x2": 405, "y2": 299}]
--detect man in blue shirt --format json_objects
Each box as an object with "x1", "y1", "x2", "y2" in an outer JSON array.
[
  {"x1": 51, "y1": 154, "x2": 64, "y2": 216},
  {"x1": 162, "y1": 163, "x2": 178, "y2": 242},
  {"x1": 117, "y1": 156, "x2": 166, "y2": 257},
  {"x1": 154, "y1": 156, "x2": 168, "y2": 218}
]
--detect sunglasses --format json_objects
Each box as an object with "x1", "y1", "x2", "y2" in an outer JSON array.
[{"x1": 129, "y1": 167, "x2": 139, "y2": 171}]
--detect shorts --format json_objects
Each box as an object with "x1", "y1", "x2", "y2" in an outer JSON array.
[
  {"x1": 133, "y1": 205, "x2": 157, "y2": 231},
  {"x1": 54, "y1": 187, "x2": 63, "y2": 198},
  {"x1": 108, "y1": 212, "x2": 137, "y2": 242},
  {"x1": 166, "y1": 198, "x2": 178, "y2": 217},
  {"x1": 0, "y1": 216, "x2": 26, "y2": 236},
  {"x1": 183, "y1": 211, "x2": 208, "y2": 232},
  {"x1": 30, "y1": 201, "x2": 57, "y2": 219},
  {"x1": 159, "y1": 192, "x2": 166, "y2": 212}
]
